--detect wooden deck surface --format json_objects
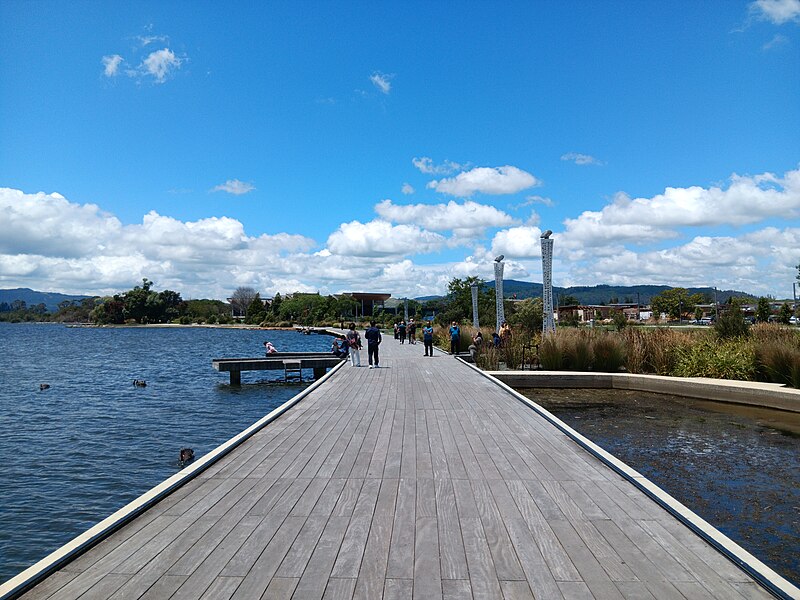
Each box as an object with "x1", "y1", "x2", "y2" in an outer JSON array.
[{"x1": 18, "y1": 337, "x2": 776, "y2": 599}]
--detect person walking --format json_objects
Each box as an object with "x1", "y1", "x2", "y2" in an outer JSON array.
[
  {"x1": 346, "y1": 323, "x2": 361, "y2": 367},
  {"x1": 398, "y1": 320, "x2": 406, "y2": 344},
  {"x1": 449, "y1": 321, "x2": 461, "y2": 354},
  {"x1": 365, "y1": 321, "x2": 382, "y2": 368},
  {"x1": 422, "y1": 321, "x2": 434, "y2": 356},
  {"x1": 407, "y1": 319, "x2": 417, "y2": 344}
]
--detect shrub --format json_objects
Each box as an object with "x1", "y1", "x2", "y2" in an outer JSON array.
[
  {"x1": 591, "y1": 334, "x2": 627, "y2": 372},
  {"x1": 715, "y1": 302, "x2": 750, "y2": 339},
  {"x1": 673, "y1": 340, "x2": 756, "y2": 381}
]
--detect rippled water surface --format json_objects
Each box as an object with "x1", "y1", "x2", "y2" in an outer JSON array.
[
  {"x1": 0, "y1": 323, "x2": 333, "y2": 583},
  {"x1": 523, "y1": 388, "x2": 800, "y2": 587}
]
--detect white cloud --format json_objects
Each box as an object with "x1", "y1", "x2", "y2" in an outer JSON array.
[
  {"x1": 561, "y1": 152, "x2": 604, "y2": 166},
  {"x1": 491, "y1": 226, "x2": 543, "y2": 258},
  {"x1": 326, "y1": 220, "x2": 445, "y2": 257},
  {"x1": 370, "y1": 72, "x2": 393, "y2": 94},
  {"x1": 750, "y1": 0, "x2": 800, "y2": 24},
  {"x1": 511, "y1": 195, "x2": 555, "y2": 209},
  {"x1": 763, "y1": 33, "x2": 790, "y2": 49},
  {"x1": 140, "y1": 48, "x2": 182, "y2": 83},
  {"x1": 101, "y1": 55, "x2": 123, "y2": 77},
  {"x1": 401, "y1": 183, "x2": 415, "y2": 195},
  {"x1": 563, "y1": 166, "x2": 800, "y2": 248},
  {"x1": 412, "y1": 157, "x2": 464, "y2": 175},
  {"x1": 375, "y1": 199, "x2": 517, "y2": 233},
  {"x1": 427, "y1": 165, "x2": 541, "y2": 197},
  {"x1": 136, "y1": 34, "x2": 169, "y2": 47},
  {"x1": 211, "y1": 179, "x2": 256, "y2": 195}
]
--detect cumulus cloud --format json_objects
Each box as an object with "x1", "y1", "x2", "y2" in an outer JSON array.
[
  {"x1": 326, "y1": 220, "x2": 445, "y2": 257},
  {"x1": 101, "y1": 54, "x2": 124, "y2": 77},
  {"x1": 370, "y1": 72, "x2": 393, "y2": 94},
  {"x1": 561, "y1": 152, "x2": 604, "y2": 166},
  {"x1": 140, "y1": 48, "x2": 183, "y2": 83},
  {"x1": 563, "y1": 166, "x2": 800, "y2": 248},
  {"x1": 750, "y1": 0, "x2": 800, "y2": 24},
  {"x1": 427, "y1": 165, "x2": 541, "y2": 197},
  {"x1": 375, "y1": 199, "x2": 517, "y2": 234},
  {"x1": 491, "y1": 226, "x2": 543, "y2": 258},
  {"x1": 401, "y1": 183, "x2": 415, "y2": 195},
  {"x1": 412, "y1": 157, "x2": 464, "y2": 175},
  {"x1": 211, "y1": 179, "x2": 256, "y2": 195}
]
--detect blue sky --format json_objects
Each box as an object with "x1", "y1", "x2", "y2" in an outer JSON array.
[{"x1": 1, "y1": 0, "x2": 799, "y2": 300}]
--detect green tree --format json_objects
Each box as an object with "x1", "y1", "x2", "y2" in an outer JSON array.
[
  {"x1": 650, "y1": 288, "x2": 704, "y2": 321},
  {"x1": 778, "y1": 302, "x2": 793, "y2": 325},
  {"x1": 756, "y1": 297, "x2": 771, "y2": 323},
  {"x1": 437, "y1": 277, "x2": 494, "y2": 327},
  {"x1": 245, "y1": 293, "x2": 266, "y2": 324},
  {"x1": 269, "y1": 292, "x2": 282, "y2": 319},
  {"x1": 714, "y1": 298, "x2": 749, "y2": 339},
  {"x1": 560, "y1": 295, "x2": 580, "y2": 306},
  {"x1": 611, "y1": 310, "x2": 628, "y2": 331},
  {"x1": 510, "y1": 297, "x2": 543, "y2": 332}
]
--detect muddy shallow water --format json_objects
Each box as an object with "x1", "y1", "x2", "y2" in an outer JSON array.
[{"x1": 520, "y1": 388, "x2": 800, "y2": 586}]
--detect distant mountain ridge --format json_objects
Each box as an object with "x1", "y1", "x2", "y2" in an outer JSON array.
[
  {"x1": 417, "y1": 280, "x2": 755, "y2": 305},
  {"x1": 0, "y1": 288, "x2": 92, "y2": 312}
]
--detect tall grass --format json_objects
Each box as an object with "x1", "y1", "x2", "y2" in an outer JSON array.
[
  {"x1": 462, "y1": 320, "x2": 800, "y2": 388},
  {"x1": 591, "y1": 333, "x2": 627, "y2": 372}
]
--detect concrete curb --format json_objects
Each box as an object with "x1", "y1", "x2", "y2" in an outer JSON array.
[
  {"x1": 0, "y1": 359, "x2": 348, "y2": 600},
  {"x1": 486, "y1": 370, "x2": 800, "y2": 413},
  {"x1": 459, "y1": 360, "x2": 800, "y2": 600}
]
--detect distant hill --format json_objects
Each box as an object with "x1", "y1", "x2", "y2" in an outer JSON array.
[
  {"x1": 0, "y1": 288, "x2": 92, "y2": 312},
  {"x1": 417, "y1": 280, "x2": 755, "y2": 305}
]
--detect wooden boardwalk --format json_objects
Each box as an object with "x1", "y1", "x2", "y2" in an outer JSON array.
[{"x1": 15, "y1": 337, "x2": 782, "y2": 599}]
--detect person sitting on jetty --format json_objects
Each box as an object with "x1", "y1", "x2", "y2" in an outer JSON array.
[
  {"x1": 264, "y1": 341, "x2": 278, "y2": 354},
  {"x1": 331, "y1": 336, "x2": 348, "y2": 358}
]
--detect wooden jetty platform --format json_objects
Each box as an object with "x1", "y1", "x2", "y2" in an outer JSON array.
[
  {"x1": 4, "y1": 336, "x2": 797, "y2": 599},
  {"x1": 213, "y1": 353, "x2": 344, "y2": 385}
]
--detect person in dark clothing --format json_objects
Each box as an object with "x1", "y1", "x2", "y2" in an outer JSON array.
[
  {"x1": 398, "y1": 320, "x2": 406, "y2": 344},
  {"x1": 422, "y1": 321, "x2": 434, "y2": 356},
  {"x1": 365, "y1": 321, "x2": 382, "y2": 368},
  {"x1": 407, "y1": 319, "x2": 417, "y2": 344}
]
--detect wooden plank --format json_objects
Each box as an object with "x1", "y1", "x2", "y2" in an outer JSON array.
[
  {"x1": 292, "y1": 516, "x2": 351, "y2": 600},
  {"x1": 412, "y1": 517, "x2": 442, "y2": 600},
  {"x1": 459, "y1": 517, "x2": 504, "y2": 600},
  {"x1": 386, "y1": 478, "x2": 416, "y2": 580}
]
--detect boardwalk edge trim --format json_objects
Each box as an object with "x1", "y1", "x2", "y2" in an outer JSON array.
[
  {"x1": 0, "y1": 359, "x2": 348, "y2": 600},
  {"x1": 459, "y1": 358, "x2": 800, "y2": 600}
]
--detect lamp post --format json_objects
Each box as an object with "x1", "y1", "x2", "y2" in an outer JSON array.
[
  {"x1": 494, "y1": 255, "x2": 505, "y2": 332},
  {"x1": 470, "y1": 283, "x2": 480, "y2": 329},
  {"x1": 404, "y1": 298, "x2": 409, "y2": 322},
  {"x1": 541, "y1": 230, "x2": 555, "y2": 335}
]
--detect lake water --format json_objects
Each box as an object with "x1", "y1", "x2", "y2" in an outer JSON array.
[
  {"x1": 523, "y1": 388, "x2": 800, "y2": 587},
  {"x1": 0, "y1": 323, "x2": 333, "y2": 583}
]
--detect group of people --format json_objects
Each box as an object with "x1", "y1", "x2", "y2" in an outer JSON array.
[
  {"x1": 392, "y1": 319, "x2": 418, "y2": 344},
  {"x1": 331, "y1": 322, "x2": 383, "y2": 368},
  {"x1": 451, "y1": 320, "x2": 512, "y2": 356}
]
